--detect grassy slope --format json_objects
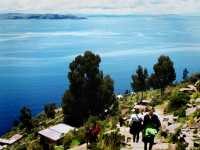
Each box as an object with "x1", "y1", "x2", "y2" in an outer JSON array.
[{"x1": 2, "y1": 82, "x2": 199, "y2": 149}]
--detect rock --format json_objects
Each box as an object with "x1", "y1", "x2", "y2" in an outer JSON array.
[
  {"x1": 152, "y1": 143, "x2": 169, "y2": 150},
  {"x1": 179, "y1": 84, "x2": 197, "y2": 93},
  {"x1": 195, "y1": 98, "x2": 200, "y2": 103},
  {"x1": 188, "y1": 85, "x2": 197, "y2": 92},
  {"x1": 187, "y1": 104, "x2": 193, "y2": 108},
  {"x1": 166, "y1": 123, "x2": 181, "y2": 134},
  {"x1": 186, "y1": 107, "x2": 197, "y2": 116}
]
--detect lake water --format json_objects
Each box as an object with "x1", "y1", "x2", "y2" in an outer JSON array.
[{"x1": 0, "y1": 15, "x2": 200, "y2": 135}]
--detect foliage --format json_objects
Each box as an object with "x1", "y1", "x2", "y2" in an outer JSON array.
[
  {"x1": 108, "y1": 100, "x2": 119, "y2": 116},
  {"x1": 176, "y1": 141, "x2": 188, "y2": 150},
  {"x1": 44, "y1": 103, "x2": 57, "y2": 119},
  {"x1": 16, "y1": 144, "x2": 27, "y2": 150},
  {"x1": 193, "y1": 110, "x2": 200, "y2": 118},
  {"x1": 190, "y1": 92, "x2": 200, "y2": 99},
  {"x1": 97, "y1": 130, "x2": 125, "y2": 150},
  {"x1": 54, "y1": 145, "x2": 64, "y2": 150},
  {"x1": 173, "y1": 107, "x2": 186, "y2": 118},
  {"x1": 63, "y1": 127, "x2": 87, "y2": 149},
  {"x1": 28, "y1": 139, "x2": 43, "y2": 150},
  {"x1": 70, "y1": 139, "x2": 81, "y2": 148},
  {"x1": 131, "y1": 65, "x2": 149, "y2": 99},
  {"x1": 19, "y1": 106, "x2": 33, "y2": 131},
  {"x1": 63, "y1": 131, "x2": 75, "y2": 149},
  {"x1": 168, "y1": 92, "x2": 190, "y2": 112},
  {"x1": 149, "y1": 55, "x2": 176, "y2": 96},
  {"x1": 62, "y1": 51, "x2": 116, "y2": 127},
  {"x1": 168, "y1": 128, "x2": 181, "y2": 143}
]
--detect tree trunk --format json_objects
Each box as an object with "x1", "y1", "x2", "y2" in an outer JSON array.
[
  {"x1": 141, "y1": 91, "x2": 144, "y2": 100},
  {"x1": 160, "y1": 88, "x2": 164, "y2": 97}
]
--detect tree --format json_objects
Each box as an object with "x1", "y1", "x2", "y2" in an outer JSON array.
[
  {"x1": 149, "y1": 55, "x2": 176, "y2": 96},
  {"x1": 131, "y1": 65, "x2": 149, "y2": 100},
  {"x1": 182, "y1": 68, "x2": 189, "y2": 81},
  {"x1": 19, "y1": 107, "x2": 32, "y2": 131},
  {"x1": 62, "y1": 51, "x2": 116, "y2": 126},
  {"x1": 44, "y1": 103, "x2": 56, "y2": 119}
]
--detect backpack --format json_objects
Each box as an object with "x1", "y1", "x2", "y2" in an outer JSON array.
[
  {"x1": 129, "y1": 114, "x2": 142, "y2": 134},
  {"x1": 145, "y1": 128, "x2": 157, "y2": 137}
]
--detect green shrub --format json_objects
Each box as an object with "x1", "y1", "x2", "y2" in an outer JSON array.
[
  {"x1": 63, "y1": 131, "x2": 75, "y2": 149},
  {"x1": 63, "y1": 128, "x2": 87, "y2": 149},
  {"x1": 44, "y1": 103, "x2": 56, "y2": 119},
  {"x1": 84, "y1": 116, "x2": 99, "y2": 128},
  {"x1": 16, "y1": 144, "x2": 27, "y2": 150},
  {"x1": 168, "y1": 92, "x2": 190, "y2": 112},
  {"x1": 19, "y1": 107, "x2": 33, "y2": 131},
  {"x1": 30, "y1": 140, "x2": 43, "y2": 150},
  {"x1": 191, "y1": 92, "x2": 200, "y2": 99},
  {"x1": 54, "y1": 145, "x2": 64, "y2": 150},
  {"x1": 193, "y1": 111, "x2": 200, "y2": 118},
  {"x1": 76, "y1": 127, "x2": 87, "y2": 144},
  {"x1": 176, "y1": 141, "x2": 188, "y2": 150},
  {"x1": 168, "y1": 128, "x2": 181, "y2": 143},
  {"x1": 173, "y1": 107, "x2": 186, "y2": 118},
  {"x1": 97, "y1": 130, "x2": 125, "y2": 150},
  {"x1": 70, "y1": 139, "x2": 81, "y2": 148}
]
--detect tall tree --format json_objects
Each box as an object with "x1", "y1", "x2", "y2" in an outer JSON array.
[
  {"x1": 182, "y1": 68, "x2": 189, "y2": 81},
  {"x1": 131, "y1": 65, "x2": 149, "y2": 100},
  {"x1": 149, "y1": 55, "x2": 176, "y2": 96},
  {"x1": 62, "y1": 51, "x2": 115, "y2": 126},
  {"x1": 19, "y1": 107, "x2": 32, "y2": 131}
]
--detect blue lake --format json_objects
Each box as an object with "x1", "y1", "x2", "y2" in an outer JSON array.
[{"x1": 0, "y1": 15, "x2": 200, "y2": 135}]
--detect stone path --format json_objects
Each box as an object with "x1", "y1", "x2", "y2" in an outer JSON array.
[
  {"x1": 120, "y1": 106, "x2": 174, "y2": 150},
  {"x1": 70, "y1": 106, "x2": 178, "y2": 150}
]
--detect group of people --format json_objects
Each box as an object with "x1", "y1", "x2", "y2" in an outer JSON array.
[
  {"x1": 129, "y1": 107, "x2": 161, "y2": 150},
  {"x1": 86, "y1": 107, "x2": 161, "y2": 150}
]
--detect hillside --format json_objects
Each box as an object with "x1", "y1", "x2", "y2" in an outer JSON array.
[{"x1": 0, "y1": 81, "x2": 200, "y2": 150}]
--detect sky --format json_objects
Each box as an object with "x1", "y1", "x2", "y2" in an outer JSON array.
[{"x1": 0, "y1": 0, "x2": 200, "y2": 14}]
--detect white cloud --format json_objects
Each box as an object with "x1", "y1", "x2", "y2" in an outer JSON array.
[{"x1": 0, "y1": 0, "x2": 200, "y2": 14}]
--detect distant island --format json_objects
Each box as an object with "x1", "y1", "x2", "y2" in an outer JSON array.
[{"x1": 0, "y1": 13, "x2": 87, "y2": 20}]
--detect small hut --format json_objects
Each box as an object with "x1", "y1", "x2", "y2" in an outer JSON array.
[{"x1": 38, "y1": 123, "x2": 74, "y2": 149}]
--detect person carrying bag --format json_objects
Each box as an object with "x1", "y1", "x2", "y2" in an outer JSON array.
[{"x1": 142, "y1": 107, "x2": 161, "y2": 150}]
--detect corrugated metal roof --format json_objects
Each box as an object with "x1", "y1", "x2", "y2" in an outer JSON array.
[
  {"x1": 0, "y1": 134, "x2": 22, "y2": 145},
  {"x1": 38, "y1": 123, "x2": 74, "y2": 141}
]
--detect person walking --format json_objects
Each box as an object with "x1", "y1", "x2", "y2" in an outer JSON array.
[
  {"x1": 143, "y1": 107, "x2": 161, "y2": 150},
  {"x1": 86, "y1": 122, "x2": 101, "y2": 148},
  {"x1": 130, "y1": 108, "x2": 143, "y2": 143}
]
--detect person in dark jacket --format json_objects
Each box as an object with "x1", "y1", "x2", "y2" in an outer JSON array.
[{"x1": 143, "y1": 107, "x2": 161, "y2": 150}]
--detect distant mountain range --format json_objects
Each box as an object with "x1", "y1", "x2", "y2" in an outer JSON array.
[{"x1": 0, "y1": 13, "x2": 87, "y2": 20}]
